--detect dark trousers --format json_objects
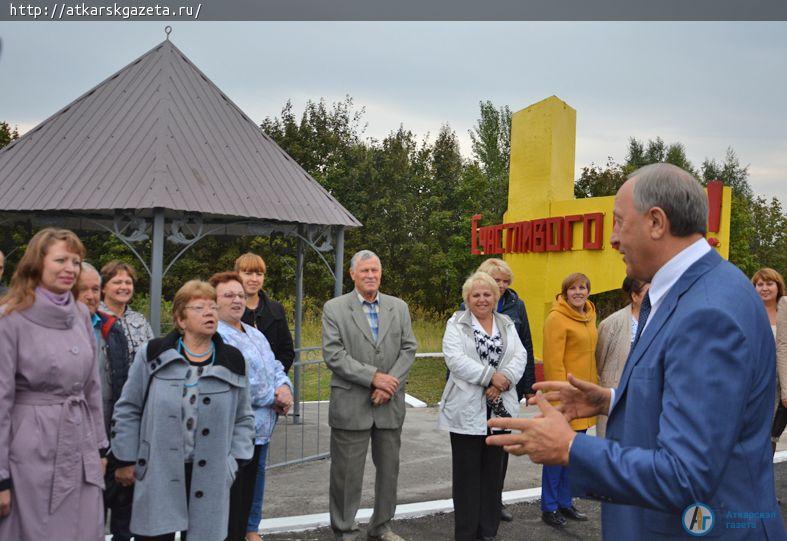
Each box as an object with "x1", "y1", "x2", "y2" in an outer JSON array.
[
  {"x1": 450, "y1": 432, "x2": 505, "y2": 541},
  {"x1": 226, "y1": 444, "x2": 263, "y2": 541},
  {"x1": 104, "y1": 456, "x2": 134, "y2": 541},
  {"x1": 773, "y1": 403, "x2": 787, "y2": 442},
  {"x1": 135, "y1": 462, "x2": 193, "y2": 541},
  {"x1": 500, "y1": 452, "x2": 511, "y2": 508}
]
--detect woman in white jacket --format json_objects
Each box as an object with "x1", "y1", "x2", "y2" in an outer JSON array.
[{"x1": 438, "y1": 271, "x2": 527, "y2": 541}]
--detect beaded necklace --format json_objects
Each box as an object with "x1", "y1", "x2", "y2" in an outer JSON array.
[{"x1": 177, "y1": 337, "x2": 215, "y2": 387}]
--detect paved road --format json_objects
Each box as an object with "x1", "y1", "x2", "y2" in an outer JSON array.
[
  {"x1": 262, "y1": 404, "x2": 787, "y2": 539},
  {"x1": 266, "y1": 463, "x2": 787, "y2": 540}
]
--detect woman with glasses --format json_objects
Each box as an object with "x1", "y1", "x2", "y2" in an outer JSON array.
[
  {"x1": 110, "y1": 280, "x2": 254, "y2": 541},
  {"x1": 210, "y1": 272, "x2": 293, "y2": 541},
  {"x1": 235, "y1": 253, "x2": 295, "y2": 374}
]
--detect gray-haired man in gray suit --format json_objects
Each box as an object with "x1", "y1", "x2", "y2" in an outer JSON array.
[{"x1": 322, "y1": 250, "x2": 418, "y2": 541}]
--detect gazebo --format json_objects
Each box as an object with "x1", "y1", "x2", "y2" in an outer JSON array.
[{"x1": 0, "y1": 34, "x2": 360, "y2": 366}]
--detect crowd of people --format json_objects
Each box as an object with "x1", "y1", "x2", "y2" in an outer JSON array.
[
  {"x1": 0, "y1": 236, "x2": 294, "y2": 541},
  {"x1": 0, "y1": 163, "x2": 785, "y2": 541}
]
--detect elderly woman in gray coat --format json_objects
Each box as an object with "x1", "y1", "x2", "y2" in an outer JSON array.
[
  {"x1": 438, "y1": 271, "x2": 526, "y2": 541},
  {"x1": 111, "y1": 280, "x2": 254, "y2": 541}
]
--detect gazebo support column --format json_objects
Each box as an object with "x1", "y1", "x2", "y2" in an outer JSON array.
[
  {"x1": 292, "y1": 225, "x2": 305, "y2": 424},
  {"x1": 333, "y1": 226, "x2": 345, "y2": 297},
  {"x1": 149, "y1": 208, "x2": 166, "y2": 335}
]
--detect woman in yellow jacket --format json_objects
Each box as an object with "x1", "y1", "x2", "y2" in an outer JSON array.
[{"x1": 540, "y1": 272, "x2": 598, "y2": 529}]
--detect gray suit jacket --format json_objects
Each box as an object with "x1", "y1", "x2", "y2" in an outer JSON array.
[{"x1": 322, "y1": 291, "x2": 418, "y2": 430}]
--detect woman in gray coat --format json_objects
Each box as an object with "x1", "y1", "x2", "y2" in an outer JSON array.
[{"x1": 111, "y1": 280, "x2": 254, "y2": 541}]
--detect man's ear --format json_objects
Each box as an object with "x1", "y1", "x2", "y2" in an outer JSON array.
[{"x1": 648, "y1": 207, "x2": 669, "y2": 240}]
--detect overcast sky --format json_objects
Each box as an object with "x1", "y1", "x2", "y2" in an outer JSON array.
[{"x1": 1, "y1": 22, "x2": 785, "y2": 202}]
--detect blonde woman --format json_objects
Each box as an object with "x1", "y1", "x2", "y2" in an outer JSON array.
[{"x1": 438, "y1": 271, "x2": 526, "y2": 541}]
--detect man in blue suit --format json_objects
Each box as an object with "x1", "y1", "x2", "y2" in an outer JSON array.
[{"x1": 487, "y1": 163, "x2": 785, "y2": 539}]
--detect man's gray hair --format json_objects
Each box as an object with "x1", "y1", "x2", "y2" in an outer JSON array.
[
  {"x1": 628, "y1": 163, "x2": 708, "y2": 237},
  {"x1": 81, "y1": 261, "x2": 101, "y2": 284},
  {"x1": 349, "y1": 250, "x2": 381, "y2": 270}
]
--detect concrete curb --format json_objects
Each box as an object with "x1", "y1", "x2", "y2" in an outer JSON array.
[
  {"x1": 259, "y1": 487, "x2": 542, "y2": 534},
  {"x1": 303, "y1": 394, "x2": 428, "y2": 408}
]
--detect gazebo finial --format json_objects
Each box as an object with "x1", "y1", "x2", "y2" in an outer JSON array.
[{"x1": 164, "y1": 26, "x2": 172, "y2": 41}]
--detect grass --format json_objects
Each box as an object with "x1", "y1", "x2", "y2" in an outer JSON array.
[{"x1": 293, "y1": 314, "x2": 448, "y2": 405}]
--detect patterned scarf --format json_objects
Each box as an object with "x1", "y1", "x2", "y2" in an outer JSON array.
[{"x1": 472, "y1": 327, "x2": 511, "y2": 419}]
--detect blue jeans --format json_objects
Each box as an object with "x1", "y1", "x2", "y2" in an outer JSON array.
[
  {"x1": 540, "y1": 429, "x2": 585, "y2": 512},
  {"x1": 246, "y1": 443, "x2": 269, "y2": 533}
]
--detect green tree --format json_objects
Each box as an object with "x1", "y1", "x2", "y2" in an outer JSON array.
[
  {"x1": 748, "y1": 196, "x2": 787, "y2": 277},
  {"x1": 624, "y1": 137, "x2": 695, "y2": 175},
  {"x1": 0, "y1": 122, "x2": 19, "y2": 149},
  {"x1": 469, "y1": 101, "x2": 512, "y2": 223},
  {"x1": 574, "y1": 158, "x2": 627, "y2": 198},
  {"x1": 0, "y1": 121, "x2": 24, "y2": 281}
]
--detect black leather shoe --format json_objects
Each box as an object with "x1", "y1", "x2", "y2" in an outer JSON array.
[
  {"x1": 541, "y1": 510, "x2": 567, "y2": 528},
  {"x1": 479, "y1": 537, "x2": 496, "y2": 541},
  {"x1": 500, "y1": 507, "x2": 513, "y2": 522},
  {"x1": 559, "y1": 505, "x2": 588, "y2": 521}
]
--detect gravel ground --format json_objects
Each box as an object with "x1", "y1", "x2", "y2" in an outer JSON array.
[{"x1": 265, "y1": 462, "x2": 787, "y2": 541}]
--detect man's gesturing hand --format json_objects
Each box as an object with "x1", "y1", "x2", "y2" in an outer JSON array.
[
  {"x1": 531, "y1": 373, "x2": 611, "y2": 422},
  {"x1": 371, "y1": 372, "x2": 399, "y2": 395},
  {"x1": 486, "y1": 392, "x2": 576, "y2": 466}
]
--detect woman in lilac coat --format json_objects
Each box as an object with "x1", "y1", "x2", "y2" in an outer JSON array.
[{"x1": 0, "y1": 228, "x2": 107, "y2": 541}]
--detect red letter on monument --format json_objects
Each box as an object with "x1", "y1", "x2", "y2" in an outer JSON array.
[
  {"x1": 532, "y1": 219, "x2": 546, "y2": 252},
  {"x1": 582, "y1": 213, "x2": 604, "y2": 250},
  {"x1": 471, "y1": 214, "x2": 483, "y2": 255},
  {"x1": 562, "y1": 214, "x2": 582, "y2": 250},
  {"x1": 545, "y1": 217, "x2": 564, "y2": 252}
]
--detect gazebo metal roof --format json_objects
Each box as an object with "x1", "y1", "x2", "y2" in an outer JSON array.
[
  {"x1": 0, "y1": 38, "x2": 360, "y2": 228},
  {"x1": 0, "y1": 35, "x2": 358, "y2": 340}
]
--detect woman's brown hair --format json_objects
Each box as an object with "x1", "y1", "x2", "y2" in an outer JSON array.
[
  {"x1": 0, "y1": 228, "x2": 85, "y2": 315},
  {"x1": 559, "y1": 272, "x2": 591, "y2": 300},
  {"x1": 751, "y1": 268, "x2": 785, "y2": 300},
  {"x1": 100, "y1": 260, "x2": 138, "y2": 295}
]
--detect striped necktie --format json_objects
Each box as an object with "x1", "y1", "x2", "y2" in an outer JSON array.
[{"x1": 632, "y1": 292, "x2": 651, "y2": 349}]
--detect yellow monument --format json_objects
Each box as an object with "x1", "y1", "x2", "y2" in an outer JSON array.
[{"x1": 471, "y1": 96, "x2": 732, "y2": 359}]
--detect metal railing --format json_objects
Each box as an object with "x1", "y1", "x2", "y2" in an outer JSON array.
[{"x1": 266, "y1": 349, "x2": 445, "y2": 470}]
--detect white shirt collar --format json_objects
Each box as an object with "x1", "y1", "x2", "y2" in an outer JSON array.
[
  {"x1": 355, "y1": 289, "x2": 379, "y2": 304},
  {"x1": 471, "y1": 313, "x2": 498, "y2": 337},
  {"x1": 645, "y1": 237, "x2": 711, "y2": 325}
]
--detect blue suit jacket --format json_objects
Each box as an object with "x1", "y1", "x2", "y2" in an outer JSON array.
[{"x1": 570, "y1": 250, "x2": 785, "y2": 539}]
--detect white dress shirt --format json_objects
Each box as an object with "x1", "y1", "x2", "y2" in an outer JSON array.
[{"x1": 608, "y1": 237, "x2": 712, "y2": 413}]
